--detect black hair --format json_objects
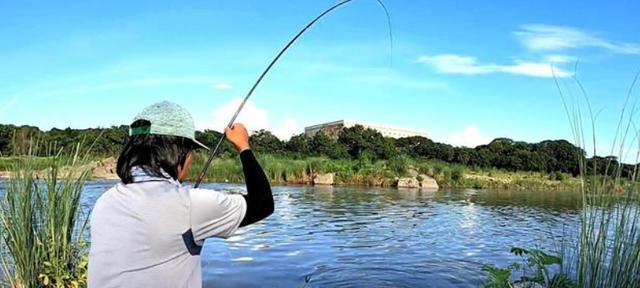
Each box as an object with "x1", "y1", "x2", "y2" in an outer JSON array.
[{"x1": 117, "y1": 119, "x2": 199, "y2": 184}]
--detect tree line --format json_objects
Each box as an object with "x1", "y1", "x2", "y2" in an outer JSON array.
[{"x1": 0, "y1": 123, "x2": 635, "y2": 177}]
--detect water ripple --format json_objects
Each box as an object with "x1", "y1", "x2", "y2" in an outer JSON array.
[{"x1": 77, "y1": 181, "x2": 581, "y2": 287}]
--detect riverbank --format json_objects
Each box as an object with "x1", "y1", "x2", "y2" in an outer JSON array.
[
  {"x1": 187, "y1": 153, "x2": 584, "y2": 191},
  {"x1": 0, "y1": 154, "x2": 584, "y2": 191},
  {"x1": 0, "y1": 156, "x2": 120, "y2": 181}
]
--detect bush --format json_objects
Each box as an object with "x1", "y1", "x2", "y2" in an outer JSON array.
[
  {"x1": 386, "y1": 155, "x2": 408, "y2": 176},
  {"x1": 451, "y1": 167, "x2": 464, "y2": 182},
  {"x1": 548, "y1": 172, "x2": 566, "y2": 181}
]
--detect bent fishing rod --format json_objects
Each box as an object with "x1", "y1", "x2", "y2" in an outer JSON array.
[{"x1": 194, "y1": 0, "x2": 391, "y2": 188}]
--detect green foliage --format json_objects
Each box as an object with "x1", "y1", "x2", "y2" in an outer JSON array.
[
  {"x1": 195, "y1": 129, "x2": 235, "y2": 156},
  {"x1": 309, "y1": 131, "x2": 348, "y2": 159},
  {"x1": 250, "y1": 130, "x2": 284, "y2": 154},
  {"x1": 0, "y1": 143, "x2": 91, "y2": 288},
  {"x1": 333, "y1": 125, "x2": 397, "y2": 160},
  {"x1": 0, "y1": 124, "x2": 127, "y2": 157},
  {"x1": 451, "y1": 166, "x2": 464, "y2": 182},
  {"x1": 481, "y1": 265, "x2": 514, "y2": 288},
  {"x1": 0, "y1": 123, "x2": 615, "y2": 178},
  {"x1": 0, "y1": 124, "x2": 15, "y2": 156},
  {"x1": 548, "y1": 172, "x2": 567, "y2": 181},
  {"x1": 386, "y1": 155, "x2": 408, "y2": 176},
  {"x1": 483, "y1": 247, "x2": 574, "y2": 288},
  {"x1": 285, "y1": 133, "x2": 311, "y2": 157}
]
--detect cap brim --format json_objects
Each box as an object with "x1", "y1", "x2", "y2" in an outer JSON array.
[{"x1": 192, "y1": 139, "x2": 210, "y2": 151}]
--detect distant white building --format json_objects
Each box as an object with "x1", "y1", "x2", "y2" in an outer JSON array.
[{"x1": 304, "y1": 120, "x2": 428, "y2": 139}]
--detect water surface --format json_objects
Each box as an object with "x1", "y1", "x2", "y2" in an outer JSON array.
[{"x1": 78, "y1": 181, "x2": 582, "y2": 287}]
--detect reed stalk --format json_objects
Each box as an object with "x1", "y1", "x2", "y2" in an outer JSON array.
[
  {"x1": 557, "y1": 69, "x2": 640, "y2": 287},
  {"x1": 0, "y1": 139, "x2": 91, "y2": 288}
]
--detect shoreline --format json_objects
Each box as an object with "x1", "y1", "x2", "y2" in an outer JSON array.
[
  {"x1": 0, "y1": 172, "x2": 583, "y2": 191},
  {"x1": 0, "y1": 156, "x2": 585, "y2": 192}
]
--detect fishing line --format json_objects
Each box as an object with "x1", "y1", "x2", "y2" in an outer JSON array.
[{"x1": 194, "y1": 0, "x2": 392, "y2": 188}]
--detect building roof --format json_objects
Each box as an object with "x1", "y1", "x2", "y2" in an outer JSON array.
[{"x1": 305, "y1": 119, "x2": 428, "y2": 138}]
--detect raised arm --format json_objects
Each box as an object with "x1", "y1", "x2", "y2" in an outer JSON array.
[
  {"x1": 225, "y1": 123, "x2": 274, "y2": 227},
  {"x1": 238, "y1": 149, "x2": 273, "y2": 226}
]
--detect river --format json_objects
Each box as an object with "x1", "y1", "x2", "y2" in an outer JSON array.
[{"x1": 76, "y1": 180, "x2": 583, "y2": 287}]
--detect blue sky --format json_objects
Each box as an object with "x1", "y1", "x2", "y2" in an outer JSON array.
[{"x1": 1, "y1": 0, "x2": 639, "y2": 157}]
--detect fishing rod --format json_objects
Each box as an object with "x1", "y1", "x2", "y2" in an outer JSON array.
[{"x1": 194, "y1": 0, "x2": 392, "y2": 188}]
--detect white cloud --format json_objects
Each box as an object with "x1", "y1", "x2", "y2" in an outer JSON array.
[
  {"x1": 273, "y1": 118, "x2": 300, "y2": 140},
  {"x1": 448, "y1": 125, "x2": 491, "y2": 148},
  {"x1": 209, "y1": 97, "x2": 269, "y2": 132},
  {"x1": 418, "y1": 54, "x2": 572, "y2": 78},
  {"x1": 205, "y1": 97, "x2": 301, "y2": 140},
  {"x1": 515, "y1": 24, "x2": 640, "y2": 54},
  {"x1": 419, "y1": 24, "x2": 640, "y2": 78},
  {"x1": 213, "y1": 83, "x2": 232, "y2": 90},
  {"x1": 499, "y1": 62, "x2": 571, "y2": 78},
  {"x1": 418, "y1": 55, "x2": 491, "y2": 74},
  {"x1": 543, "y1": 54, "x2": 576, "y2": 63}
]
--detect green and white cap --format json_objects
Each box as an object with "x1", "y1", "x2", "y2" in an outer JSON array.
[{"x1": 131, "y1": 101, "x2": 209, "y2": 150}]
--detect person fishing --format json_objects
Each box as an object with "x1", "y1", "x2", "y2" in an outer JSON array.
[{"x1": 88, "y1": 101, "x2": 274, "y2": 287}]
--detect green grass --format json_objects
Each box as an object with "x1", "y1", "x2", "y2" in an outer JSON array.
[
  {"x1": 0, "y1": 144, "x2": 91, "y2": 287},
  {"x1": 0, "y1": 157, "x2": 69, "y2": 172},
  {"x1": 0, "y1": 150, "x2": 588, "y2": 191},
  {"x1": 187, "y1": 152, "x2": 583, "y2": 190}
]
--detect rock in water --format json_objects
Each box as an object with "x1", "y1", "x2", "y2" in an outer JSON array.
[
  {"x1": 397, "y1": 177, "x2": 420, "y2": 188},
  {"x1": 419, "y1": 174, "x2": 439, "y2": 190},
  {"x1": 313, "y1": 173, "x2": 334, "y2": 185}
]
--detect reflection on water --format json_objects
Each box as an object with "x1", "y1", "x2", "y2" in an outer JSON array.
[{"x1": 78, "y1": 182, "x2": 581, "y2": 287}]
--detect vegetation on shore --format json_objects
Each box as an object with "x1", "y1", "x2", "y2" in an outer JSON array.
[
  {"x1": 1, "y1": 153, "x2": 586, "y2": 190},
  {"x1": 2, "y1": 123, "x2": 635, "y2": 190},
  {"x1": 3, "y1": 122, "x2": 638, "y2": 178},
  {"x1": 188, "y1": 152, "x2": 584, "y2": 190}
]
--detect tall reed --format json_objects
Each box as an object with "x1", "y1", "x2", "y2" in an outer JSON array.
[
  {"x1": 556, "y1": 68, "x2": 640, "y2": 287},
  {"x1": 0, "y1": 140, "x2": 91, "y2": 288}
]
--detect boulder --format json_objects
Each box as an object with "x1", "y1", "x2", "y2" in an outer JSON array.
[
  {"x1": 92, "y1": 157, "x2": 118, "y2": 179},
  {"x1": 419, "y1": 174, "x2": 439, "y2": 190},
  {"x1": 407, "y1": 169, "x2": 419, "y2": 178},
  {"x1": 313, "y1": 173, "x2": 334, "y2": 185},
  {"x1": 397, "y1": 177, "x2": 420, "y2": 188}
]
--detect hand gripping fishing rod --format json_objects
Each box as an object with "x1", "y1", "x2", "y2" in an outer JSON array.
[{"x1": 194, "y1": 0, "x2": 391, "y2": 188}]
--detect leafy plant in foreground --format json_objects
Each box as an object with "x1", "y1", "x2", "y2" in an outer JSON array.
[{"x1": 482, "y1": 247, "x2": 575, "y2": 288}]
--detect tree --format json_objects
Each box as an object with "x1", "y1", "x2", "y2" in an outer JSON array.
[
  {"x1": 0, "y1": 123, "x2": 598, "y2": 177},
  {"x1": 453, "y1": 148, "x2": 473, "y2": 166},
  {"x1": 431, "y1": 143, "x2": 455, "y2": 162},
  {"x1": 395, "y1": 136, "x2": 429, "y2": 157},
  {"x1": 310, "y1": 131, "x2": 347, "y2": 159},
  {"x1": 338, "y1": 125, "x2": 395, "y2": 160},
  {"x1": 12, "y1": 125, "x2": 41, "y2": 155},
  {"x1": 250, "y1": 130, "x2": 284, "y2": 154},
  {"x1": 469, "y1": 148, "x2": 493, "y2": 168},
  {"x1": 535, "y1": 140, "x2": 583, "y2": 175},
  {"x1": 195, "y1": 129, "x2": 235, "y2": 156},
  {"x1": 0, "y1": 124, "x2": 16, "y2": 155},
  {"x1": 285, "y1": 133, "x2": 310, "y2": 156}
]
